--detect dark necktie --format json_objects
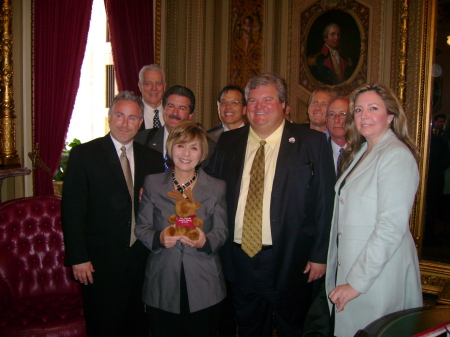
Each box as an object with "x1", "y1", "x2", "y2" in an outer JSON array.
[
  {"x1": 241, "y1": 140, "x2": 266, "y2": 258},
  {"x1": 164, "y1": 152, "x2": 170, "y2": 172},
  {"x1": 153, "y1": 109, "x2": 161, "y2": 128},
  {"x1": 120, "y1": 146, "x2": 136, "y2": 246},
  {"x1": 337, "y1": 147, "x2": 344, "y2": 176}
]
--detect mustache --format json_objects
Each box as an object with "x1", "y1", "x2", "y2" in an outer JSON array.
[{"x1": 168, "y1": 115, "x2": 181, "y2": 120}]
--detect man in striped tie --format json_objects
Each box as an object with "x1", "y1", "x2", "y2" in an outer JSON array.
[
  {"x1": 135, "y1": 85, "x2": 216, "y2": 169},
  {"x1": 137, "y1": 64, "x2": 166, "y2": 130},
  {"x1": 326, "y1": 97, "x2": 349, "y2": 178}
]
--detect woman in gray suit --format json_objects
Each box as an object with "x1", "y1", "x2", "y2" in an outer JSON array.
[
  {"x1": 135, "y1": 120, "x2": 228, "y2": 337},
  {"x1": 325, "y1": 83, "x2": 422, "y2": 336}
]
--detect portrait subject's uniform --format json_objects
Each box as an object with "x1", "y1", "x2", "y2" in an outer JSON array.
[
  {"x1": 62, "y1": 134, "x2": 164, "y2": 337},
  {"x1": 308, "y1": 44, "x2": 353, "y2": 85}
]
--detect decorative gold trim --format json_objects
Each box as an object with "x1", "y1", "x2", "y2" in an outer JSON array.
[
  {"x1": 396, "y1": 0, "x2": 408, "y2": 105},
  {"x1": 414, "y1": 0, "x2": 434, "y2": 250},
  {"x1": 0, "y1": 0, "x2": 20, "y2": 166},
  {"x1": 155, "y1": 0, "x2": 162, "y2": 65},
  {"x1": 413, "y1": 0, "x2": 449, "y2": 299}
]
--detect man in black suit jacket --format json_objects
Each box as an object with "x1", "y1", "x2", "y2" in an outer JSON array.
[
  {"x1": 326, "y1": 97, "x2": 348, "y2": 178},
  {"x1": 62, "y1": 91, "x2": 164, "y2": 337},
  {"x1": 206, "y1": 74, "x2": 335, "y2": 336},
  {"x1": 135, "y1": 85, "x2": 216, "y2": 167}
]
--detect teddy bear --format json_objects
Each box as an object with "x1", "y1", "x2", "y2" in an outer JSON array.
[{"x1": 166, "y1": 187, "x2": 203, "y2": 240}]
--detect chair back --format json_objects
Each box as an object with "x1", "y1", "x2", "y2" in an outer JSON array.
[{"x1": 0, "y1": 196, "x2": 80, "y2": 302}]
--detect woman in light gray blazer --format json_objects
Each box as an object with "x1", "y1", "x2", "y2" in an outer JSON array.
[
  {"x1": 136, "y1": 120, "x2": 228, "y2": 337},
  {"x1": 326, "y1": 83, "x2": 422, "y2": 337}
]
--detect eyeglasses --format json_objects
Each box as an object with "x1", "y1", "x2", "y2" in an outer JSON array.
[
  {"x1": 327, "y1": 112, "x2": 347, "y2": 119},
  {"x1": 219, "y1": 100, "x2": 242, "y2": 107}
]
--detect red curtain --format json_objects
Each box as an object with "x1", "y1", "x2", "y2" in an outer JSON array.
[
  {"x1": 34, "y1": 0, "x2": 93, "y2": 196},
  {"x1": 104, "y1": 0, "x2": 154, "y2": 95}
]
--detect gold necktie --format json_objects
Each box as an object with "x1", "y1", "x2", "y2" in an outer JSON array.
[
  {"x1": 242, "y1": 140, "x2": 266, "y2": 258},
  {"x1": 120, "y1": 146, "x2": 136, "y2": 246}
]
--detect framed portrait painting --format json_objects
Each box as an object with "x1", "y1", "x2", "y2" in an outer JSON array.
[{"x1": 299, "y1": 1, "x2": 369, "y2": 92}]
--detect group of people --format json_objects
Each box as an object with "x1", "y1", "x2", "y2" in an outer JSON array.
[{"x1": 62, "y1": 64, "x2": 422, "y2": 337}]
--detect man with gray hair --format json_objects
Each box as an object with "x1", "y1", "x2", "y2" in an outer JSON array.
[
  {"x1": 62, "y1": 91, "x2": 164, "y2": 336},
  {"x1": 207, "y1": 73, "x2": 335, "y2": 336},
  {"x1": 137, "y1": 64, "x2": 167, "y2": 130}
]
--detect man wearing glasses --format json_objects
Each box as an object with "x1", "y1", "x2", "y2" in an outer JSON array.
[
  {"x1": 208, "y1": 85, "x2": 247, "y2": 142},
  {"x1": 326, "y1": 97, "x2": 349, "y2": 178}
]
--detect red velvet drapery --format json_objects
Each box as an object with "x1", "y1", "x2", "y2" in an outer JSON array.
[
  {"x1": 104, "y1": 0, "x2": 155, "y2": 95},
  {"x1": 33, "y1": 0, "x2": 93, "y2": 196}
]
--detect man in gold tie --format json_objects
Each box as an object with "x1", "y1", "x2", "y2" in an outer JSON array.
[
  {"x1": 62, "y1": 91, "x2": 164, "y2": 337},
  {"x1": 206, "y1": 73, "x2": 335, "y2": 336}
]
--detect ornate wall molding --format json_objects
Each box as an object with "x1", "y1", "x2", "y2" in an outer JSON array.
[
  {"x1": 155, "y1": 0, "x2": 161, "y2": 65},
  {"x1": 0, "y1": 0, "x2": 20, "y2": 165}
]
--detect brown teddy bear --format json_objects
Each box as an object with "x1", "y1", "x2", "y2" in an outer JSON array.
[{"x1": 166, "y1": 187, "x2": 203, "y2": 240}]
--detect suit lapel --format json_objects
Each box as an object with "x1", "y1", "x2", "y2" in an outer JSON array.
[
  {"x1": 133, "y1": 142, "x2": 147, "y2": 194},
  {"x1": 151, "y1": 128, "x2": 165, "y2": 154},
  {"x1": 102, "y1": 134, "x2": 129, "y2": 194},
  {"x1": 191, "y1": 168, "x2": 210, "y2": 205},
  {"x1": 230, "y1": 127, "x2": 250, "y2": 215},
  {"x1": 273, "y1": 122, "x2": 296, "y2": 189},
  {"x1": 338, "y1": 130, "x2": 396, "y2": 192}
]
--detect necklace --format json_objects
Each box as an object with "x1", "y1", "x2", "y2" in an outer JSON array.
[{"x1": 172, "y1": 170, "x2": 198, "y2": 194}]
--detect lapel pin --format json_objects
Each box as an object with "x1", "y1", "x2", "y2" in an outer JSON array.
[
  {"x1": 289, "y1": 137, "x2": 296, "y2": 143},
  {"x1": 152, "y1": 143, "x2": 157, "y2": 146}
]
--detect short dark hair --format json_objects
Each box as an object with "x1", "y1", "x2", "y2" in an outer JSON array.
[
  {"x1": 217, "y1": 85, "x2": 246, "y2": 106},
  {"x1": 434, "y1": 113, "x2": 447, "y2": 121},
  {"x1": 109, "y1": 91, "x2": 144, "y2": 119},
  {"x1": 162, "y1": 85, "x2": 196, "y2": 114}
]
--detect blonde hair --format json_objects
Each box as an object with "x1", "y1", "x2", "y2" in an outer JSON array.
[
  {"x1": 341, "y1": 83, "x2": 418, "y2": 173},
  {"x1": 166, "y1": 120, "x2": 209, "y2": 165}
]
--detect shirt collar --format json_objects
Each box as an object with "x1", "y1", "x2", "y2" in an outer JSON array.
[
  {"x1": 249, "y1": 119, "x2": 285, "y2": 149},
  {"x1": 223, "y1": 121, "x2": 246, "y2": 132},
  {"x1": 110, "y1": 134, "x2": 133, "y2": 156},
  {"x1": 143, "y1": 100, "x2": 163, "y2": 112}
]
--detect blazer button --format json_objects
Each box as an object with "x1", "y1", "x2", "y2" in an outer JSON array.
[
  {"x1": 339, "y1": 198, "x2": 344, "y2": 205},
  {"x1": 128, "y1": 198, "x2": 132, "y2": 203},
  {"x1": 127, "y1": 221, "x2": 131, "y2": 227},
  {"x1": 338, "y1": 230, "x2": 342, "y2": 236},
  {"x1": 338, "y1": 261, "x2": 342, "y2": 266}
]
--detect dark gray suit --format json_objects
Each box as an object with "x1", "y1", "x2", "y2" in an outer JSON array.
[{"x1": 135, "y1": 168, "x2": 228, "y2": 313}]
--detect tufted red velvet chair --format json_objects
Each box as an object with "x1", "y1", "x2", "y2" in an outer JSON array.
[{"x1": 0, "y1": 196, "x2": 86, "y2": 337}]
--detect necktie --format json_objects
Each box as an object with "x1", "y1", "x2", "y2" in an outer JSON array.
[
  {"x1": 337, "y1": 147, "x2": 344, "y2": 176},
  {"x1": 241, "y1": 140, "x2": 266, "y2": 258},
  {"x1": 164, "y1": 152, "x2": 170, "y2": 172},
  {"x1": 153, "y1": 109, "x2": 161, "y2": 128},
  {"x1": 120, "y1": 146, "x2": 136, "y2": 246}
]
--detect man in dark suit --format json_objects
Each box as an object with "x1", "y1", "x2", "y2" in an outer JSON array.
[
  {"x1": 207, "y1": 85, "x2": 247, "y2": 142},
  {"x1": 326, "y1": 97, "x2": 348, "y2": 178},
  {"x1": 135, "y1": 85, "x2": 215, "y2": 168},
  {"x1": 62, "y1": 91, "x2": 164, "y2": 337},
  {"x1": 137, "y1": 64, "x2": 166, "y2": 130},
  {"x1": 206, "y1": 73, "x2": 335, "y2": 336}
]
